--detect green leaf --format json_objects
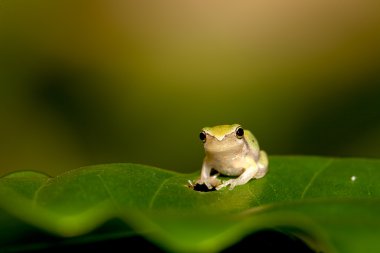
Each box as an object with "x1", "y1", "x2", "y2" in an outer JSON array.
[{"x1": 0, "y1": 156, "x2": 379, "y2": 253}]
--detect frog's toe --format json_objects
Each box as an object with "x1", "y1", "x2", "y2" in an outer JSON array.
[
  {"x1": 215, "y1": 184, "x2": 225, "y2": 190},
  {"x1": 215, "y1": 183, "x2": 226, "y2": 190},
  {"x1": 228, "y1": 182, "x2": 237, "y2": 190},
  {"x1": 215, "y1": 180, "x2": 231, "y2": 190}
]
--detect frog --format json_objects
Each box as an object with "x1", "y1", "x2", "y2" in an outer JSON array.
[{"x1": 195, "y1": 124, "x2": 268, "y2": 190}]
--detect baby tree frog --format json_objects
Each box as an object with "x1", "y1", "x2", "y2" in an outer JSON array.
[{"x1": 196, "y1": 124, "x2": 268, "y2": 190}]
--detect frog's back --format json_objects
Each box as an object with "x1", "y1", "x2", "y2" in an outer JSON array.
[{"x1": 244, "y1": 129, "x2": 259, "y2": 146}]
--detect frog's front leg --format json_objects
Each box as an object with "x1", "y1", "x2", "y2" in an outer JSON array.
[
  {"x1": 196, "y1": 161, "x2": 221, "y2": 189},
  {"x1": 216, "y1": 161, "x2": 258, "y2": 190}
]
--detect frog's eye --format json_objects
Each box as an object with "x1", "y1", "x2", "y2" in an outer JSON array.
[
  {"x1": 235, "y1": 127, "x2": 244, "y2": 139},
  {"x1": 199, "y1": 131, "x2": 207, "y2": 142}
]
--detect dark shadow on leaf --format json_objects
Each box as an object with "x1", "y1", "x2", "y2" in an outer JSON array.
[{"x1": 222, "y1": 230, "x2": 316, "y2": 253}]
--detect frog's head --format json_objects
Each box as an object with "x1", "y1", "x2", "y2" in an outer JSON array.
[{"x1": 199, "y1": 124, "x2": 245, "y2": 153}]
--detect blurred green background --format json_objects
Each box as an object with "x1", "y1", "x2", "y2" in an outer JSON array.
[{"x1": 0, "y1": 0, "x2": 379, "y2": 176}]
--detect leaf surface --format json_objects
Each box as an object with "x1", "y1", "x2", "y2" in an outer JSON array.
[{"x1": 0, "y1": 156, "x2": 379, "y2": 252}]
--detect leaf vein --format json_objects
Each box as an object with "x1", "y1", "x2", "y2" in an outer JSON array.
[
  {"x1": 300, "y1": 159, "x2": 333, "y2": 199},
  {"x1": 97, "y1": 174, "x2": 120, "y2": 211},
  {"x1": 148, "y1": 177, "x2": 171, "y2": 209},
  {"x1": 247, "y1": 185, "x2": 261, "y2": 206},
  {"x1": 32, "y1": 178, "x2": 51, "y2": 207}
]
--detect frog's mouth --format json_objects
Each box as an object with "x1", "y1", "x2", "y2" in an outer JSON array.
[{"x1": 204, "y1": 138, "x2": 244, "y2": 153}]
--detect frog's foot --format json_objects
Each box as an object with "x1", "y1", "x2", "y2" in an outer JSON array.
[
  {"x1": 215, "y1": 179, "x2": 238, "y2": 191},
  {"x1": 217, "y1": 164, "x2": 259, "y2": 190},
  {"x1": 194, "y1": 176, "x2": 221, "y2": 189}
]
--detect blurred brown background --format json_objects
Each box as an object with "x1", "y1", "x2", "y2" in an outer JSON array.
[{"x1": 0, "y1": 0, "x2": 379, "y2": 175}]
